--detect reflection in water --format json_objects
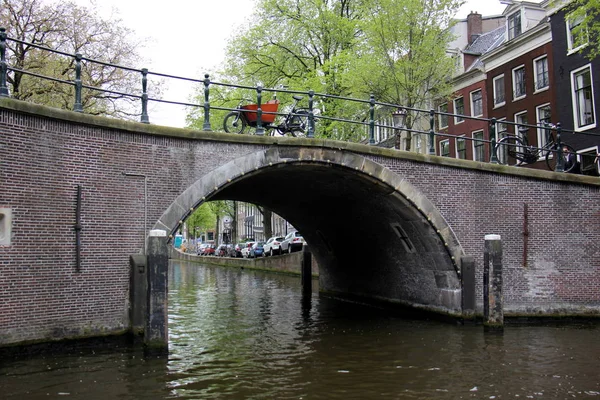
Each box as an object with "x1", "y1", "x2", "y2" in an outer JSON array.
[{"x1": 0, "y1": 261, "x2": 599, "y2": 399}]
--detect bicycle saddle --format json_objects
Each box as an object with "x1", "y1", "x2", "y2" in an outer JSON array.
[{"x1": 293, "y1": 95, "x2": 304, "y2": 101}]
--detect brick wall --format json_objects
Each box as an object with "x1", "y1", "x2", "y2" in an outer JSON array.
[{"x1": 1, "y1": 102, "x2": 599, "y2": 346}]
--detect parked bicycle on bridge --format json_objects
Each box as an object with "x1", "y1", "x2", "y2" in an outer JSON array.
[
  {"x1": 223, "y1": 95, "x2": 312, "y2": 137},
  {"x1": 494, "y1": 124, "x2": 577, "y2": 172}
]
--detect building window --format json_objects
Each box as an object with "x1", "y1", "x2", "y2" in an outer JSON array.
[
  {"x1": 473, "y1": 130, "x2": 485, "y2": 161},
  {"x1": 440, "y1": 139, "x2": 450, "y2": 157},
  {"x1": 470, "y1": 89, "x2": 483, "y2": 117},
  {"x1": 534, "y1": 56, "x2": 549, "y2": 91},
  {"x1": 514, "y1": 112, "x2": 528, "y2": 150},
  {"x1": 493, "y1": 74, "x2": 505, "y2": 106},
  {"x1": 536, "y1": 104, "x2": 552, "y2": 149},
  {"x1": 438, "y1": 103, "x2": 448, "y2": 129},
  {"x1": 513, "y1": 65, "x2": 526, "y2": 99},
  {"x1": 415, "y1": 134, "x2": 423, "y2": 153},
  {"x1": 454, "y1": 97, "x2": 464, "y2": 124},
  {"x1": 571, "y1": 64, "x2": 596, "y2": 130},
  {"x1": 508, "y1": 11, "x2": 522, "y2": 40},
  {"x1": 566, "y1": 12, "x2": 587, "y2": 52},
  {"x1": 456, "y1": 137, "x2": 467, "y2": 159},
  {"x1": 495, "y1": 118, "x2": 509, "y2": 164}
]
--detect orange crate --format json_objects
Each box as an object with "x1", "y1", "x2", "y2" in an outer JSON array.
[{"x1": 241, "y1": 101, "x2": 279, "y2": 123}]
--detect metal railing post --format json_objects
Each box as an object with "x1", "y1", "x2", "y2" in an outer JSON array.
[
  {"x1": 140, "y1": 68, "x2": 149, "y2": 123},
  {"x1": 490, "y1": 117, "x2": 498, "y2": 164},
  {"x1": 555, "y1": 122, "x2": 564, "y2": 172},
  {"x1": 428, "y1": 109, "x2": 435, "y2": 155},
  {"x1": 73, "y1": 53, "x2": 83, "y2": 112},
  {"x1": 203, "y1": 74, "x2": 212, "y2": 131},
  {"x1": 308, "y1": 89, "x2": 315, "y2": 138},
  {"x1": 255, "y1": 86, "x2": 264, "y2": 136},
  {"x1": 369, "y1": 94, "x2": 375, "y2": 145},
  {"x1": 0, "y1": 27, "x2": 8, "y2": 97}
]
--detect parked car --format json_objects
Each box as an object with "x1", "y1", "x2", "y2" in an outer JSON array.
[
  {"x1": 263, "y1": 236, "x2": 285, "y2": 256},
  {"x1": 251, "y1": 241, "x2": 265, "y2": 258},
  {"x1": 201, "y1": 244, "x2": 216, "y2": 256},
  {"x1": 281, "y1": 231, "x2": 305, "y2": 253},
  {"x1": 234, "y1": 243, "x2": 245, "y2": 258},
  {"x1": 241, "y1": 241, "x2": 256, "y2": 258},
  {"x1": 197, "y1": 243, "x2": 208, "y2": 255}
]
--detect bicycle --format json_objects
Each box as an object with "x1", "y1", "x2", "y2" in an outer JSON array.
[
  {"x1": 223, "y1": 95, "x2": 311, "y2": 137},
  {"x1": 494, "y1": 124, "x2": 577, "y2": 172}
]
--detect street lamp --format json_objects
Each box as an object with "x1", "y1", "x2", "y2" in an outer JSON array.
[{"x1": 392, "y1": 108, "x2": 407, "y2": 150}]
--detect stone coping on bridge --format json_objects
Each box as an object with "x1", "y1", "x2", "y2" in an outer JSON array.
[{"x1": 2, "y1": 97, "x2": 599, "y2": 187}]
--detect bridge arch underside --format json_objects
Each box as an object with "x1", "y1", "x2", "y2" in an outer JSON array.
[{"x1": 159, "y1": 148, "x2": 463, "y2": 315}]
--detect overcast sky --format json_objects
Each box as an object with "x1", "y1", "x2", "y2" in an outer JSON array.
[{"x1": 73, "y1": 0, "x2": 513, "y2": 127}]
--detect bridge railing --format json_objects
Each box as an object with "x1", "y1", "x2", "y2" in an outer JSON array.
[{"x1": 1, "y1": 27, "x2": 599, "y2": 172}]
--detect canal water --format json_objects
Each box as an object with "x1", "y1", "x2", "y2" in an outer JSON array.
[{"x1": 1, "y1": 261, "x2": 599, "y2": 399}]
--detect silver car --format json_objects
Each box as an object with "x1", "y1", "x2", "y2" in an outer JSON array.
[
  {"x1": 281, "y1": 231, "x2": 305, "y2": 253},
  {"x1": 263, "y1": 236, "x2": 285, "y2": 256}
]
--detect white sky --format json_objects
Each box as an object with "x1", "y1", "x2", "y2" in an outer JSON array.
[{"x1": 72, "y1": 0, "x2": 514, "y2": 128}]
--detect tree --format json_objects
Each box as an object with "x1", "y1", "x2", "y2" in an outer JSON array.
[
  {"x1": 0, "y1": 0, "x2": 159, "y2": 118},
  {"x1": 187, "y1": 0, "x2": 366, "y2": 139},
  {"x1": 186, "y1": 203, "x2": 217, "y2": 240},
  {"x1": 349, "y1": 0, "x2": 463, "y2": 150},
  {"x1": 559, "y1": 0, "x2": 600, "y2": 60}
]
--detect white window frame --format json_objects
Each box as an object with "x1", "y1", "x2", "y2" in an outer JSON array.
[
  {"x1": 493, "y1": 74, "x2": 505, "y2": 107},
  {"x1": 571, "y1": 64, "x2": 596, "y2": 131},
  {"x1": 533, "y1": 55, "x2": 549, "y2": 93},
  {"x1": 494, "y1": 118, "x2": 511, "y2": 164},
  {"x1": 439, "y1": 139, "x2": 450, "y2": 157},
  {"x1": 472, "y1": 130, "x2": 485, "y2": 162},
  {"x1": 507, "y1": 10, "x2": 523, "y2": 40},
  {"x1": 535, "y1": 103, "x2": 552, "y2": 151},
  {"x1": 470, "y1": 89, "x2": 483, "y2": 117},
  {"x1": 512, "y1": 65, "x2": 526, "y2": 100},
  {"x1": 438, "y1": 103, "x2": 448, "y2": 129},
  {"x1": 453, "y1": 97, "x2": 464, "y2": 124},
  {"x1": 514, "y1": 111, "x2": 528, "y2": 139},
  {"x1": 566, "y1": 13, "x2": 587, "y2": 54},
  {"x1": 456, "y1": 136, "x2": 467, "y2": 159}
]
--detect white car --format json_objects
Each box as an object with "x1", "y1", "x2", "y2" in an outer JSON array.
[
  {"x1": 281, "y1": 231, "x2": 305, "y2": 253},
  {"x1": 240, "y1": 241, "x2": 256, "y2": 258},
  {"x1": 263, "y1": 236, "x2": 285, "y2": 256}
]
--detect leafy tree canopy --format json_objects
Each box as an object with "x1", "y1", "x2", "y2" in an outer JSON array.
[{"x1": 0, "y1": 0, "x2": 160, "y2": 118}]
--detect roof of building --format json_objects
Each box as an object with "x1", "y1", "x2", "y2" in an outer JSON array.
[{"x1": 463, "y1": 26, "x2": 506, "y2": 71}]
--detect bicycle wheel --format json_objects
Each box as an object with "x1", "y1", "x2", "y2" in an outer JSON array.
[
  {"x1": 545, "y1": 143, "x2": 577, "y2": 172},
  {"x1": 288, "y1": 110, "x2": 310, "y2": 137},
  {"x1": 223, "y1": 112, "x2": 246, "y2": 134},
  {"x1": 495, "y1": 136, "x2": 528, "y2": 165}
]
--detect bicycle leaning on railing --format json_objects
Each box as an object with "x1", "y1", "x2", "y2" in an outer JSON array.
[
  {"x1": 494, "y1": 124, "x2": 577, "y2": 172},
  {"x1": 222, "y1": 95, "x2": 311, "y2": 137}
]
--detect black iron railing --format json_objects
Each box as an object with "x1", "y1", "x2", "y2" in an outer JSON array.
[{"x1": 1, "y1": 27, "x2": 599, "y2": 172}]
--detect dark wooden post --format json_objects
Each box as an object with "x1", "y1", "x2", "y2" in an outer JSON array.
[
  {"x1": 461, "y1": 255, "x2": 475, "y2": 320},
  {"x1": 145, "y1": 229, "x2": 169, "y2": 353},
  {"x1": 301, "y1": 245, "x2": 312, "y2": 294},
  {"x1": 484, "y1": 234, "x2": 503, "y2": 329}
]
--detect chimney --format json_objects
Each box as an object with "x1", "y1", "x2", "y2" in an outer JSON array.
[{"x1": 467, "y1": 11, "x2": 483, "y2": 45}]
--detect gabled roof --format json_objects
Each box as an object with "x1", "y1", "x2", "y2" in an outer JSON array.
[{"x1": 463, "y1": 26, "x2": 506, "y2": 71}]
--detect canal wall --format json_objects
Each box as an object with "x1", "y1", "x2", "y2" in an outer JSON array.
[{"x1": 170, "y1": 249, "x2": 319, "y2": 277}]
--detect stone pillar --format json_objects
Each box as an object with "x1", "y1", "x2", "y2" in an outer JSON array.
[
  {"x1": 461, "y1": 255, "x2": 475, "y2": 320},
  {"x1": 483, "y1": 234, "x2": 503, "y2": 329},
  {"x1": 145, "y1": 229, "x2": 169, "y2": 352}
]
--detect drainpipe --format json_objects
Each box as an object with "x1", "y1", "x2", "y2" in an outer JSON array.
[{"x1": 122, "y1": 172, "x2": 148, "y2": 254}]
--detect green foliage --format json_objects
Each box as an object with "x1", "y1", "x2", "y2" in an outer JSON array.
[
  {"x1": 561, "y1": 0, "x2": 600, "y2": 60},
  {"x1": 0, "y1": 0, "x2": 161, "y2": 118},
  {"x1": 186, "y1": 0, "x2": 463, "y2": 144},
  {"x1": 186, "y1": 203, "x2": 217, "y2": 234}
]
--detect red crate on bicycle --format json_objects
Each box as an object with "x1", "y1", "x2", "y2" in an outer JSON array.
[{"x1": 241, "y1": 100, "x2": 279, "y2": 124}]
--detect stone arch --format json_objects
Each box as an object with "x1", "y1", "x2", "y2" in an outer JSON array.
[{"x1": 153, "y1": 146, "x2": 464, "y2": 274}]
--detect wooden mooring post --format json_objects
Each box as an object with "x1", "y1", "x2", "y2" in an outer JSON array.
[{"x1": 483, "y1": 234, "x2": 504, "y2": 329}]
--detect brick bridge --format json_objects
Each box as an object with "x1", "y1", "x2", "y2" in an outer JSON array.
[{"x1": 1, "y1": 98, "x2": 599, "y2": 347}]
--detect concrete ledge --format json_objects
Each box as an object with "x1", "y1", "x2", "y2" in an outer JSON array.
[{"x1": 170, "y1": 248, "x2": 319, "y2": 277}]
